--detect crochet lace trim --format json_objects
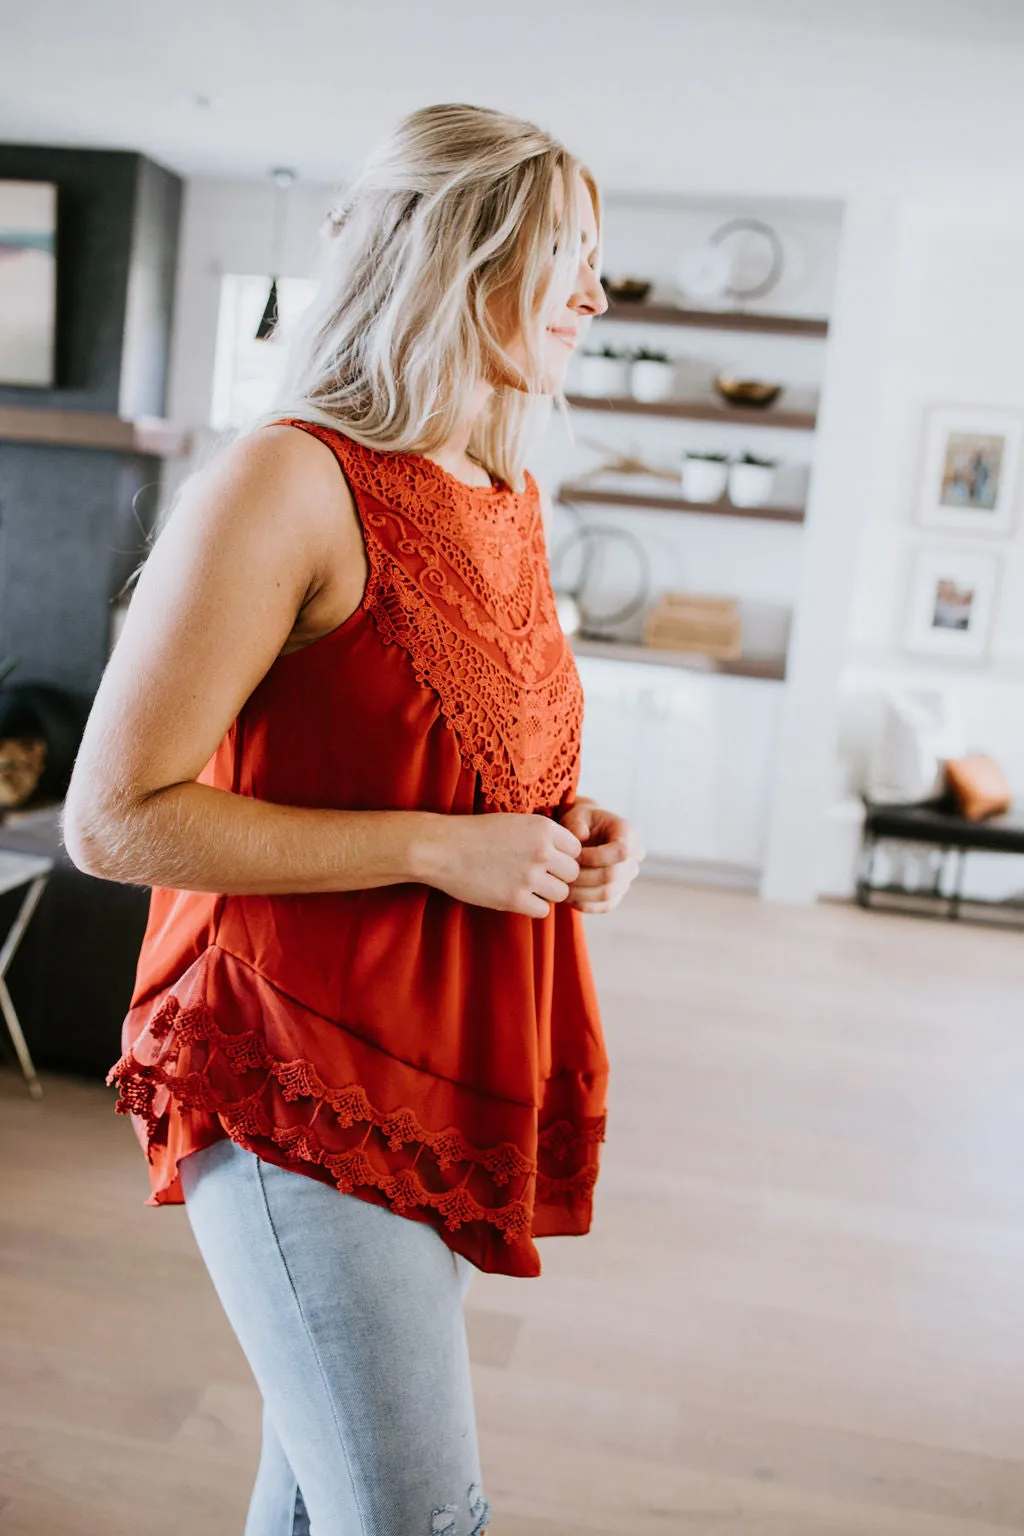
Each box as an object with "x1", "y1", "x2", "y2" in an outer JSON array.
[
  {"x1": 107, "y1": 993, "x2": 606, "y2": 1242},
  {"x1": 277, "y1": 420, "x2": 584, "y2": 814}
]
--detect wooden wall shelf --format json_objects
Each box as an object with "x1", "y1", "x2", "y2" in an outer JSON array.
[
  {"x1": 599, "y1": 301, "x2": 829, "y2": 338},
  {"x1": 0, "y1": 407, "x2": 190, "y2": 458},
  {"x1": 571, "y1": 635, "x2": 787, "y2": 681},
  {"x1": 565, "y1": 394, "x2": 817, "y2": 431},
  {"x1": 557, "y1": 483, "x2": 805, "y2": 524}
]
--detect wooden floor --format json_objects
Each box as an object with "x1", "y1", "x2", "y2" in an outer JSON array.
[{"x1": 3, "y1": 882, "x2": 1024, "y2": 1534}]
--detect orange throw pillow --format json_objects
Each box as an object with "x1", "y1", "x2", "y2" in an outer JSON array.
[{"x1": 944, "y1": 755, "x2": 1011, "y2": 821}]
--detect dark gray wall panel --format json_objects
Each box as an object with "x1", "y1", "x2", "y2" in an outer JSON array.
[
  {"x1": 119, "y1": 154, "x2": 183, "y2": 418},
  {"x1": 0, "y1": 441, "x2": 157, "y2": 694},
  {"x1": 0, "y1": 144, "x2": 181, "y2": 698}
]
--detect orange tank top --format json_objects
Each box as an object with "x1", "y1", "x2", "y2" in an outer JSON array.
[{"x1": 108, "y1": 418, "x2": 609, "y2": 1278}]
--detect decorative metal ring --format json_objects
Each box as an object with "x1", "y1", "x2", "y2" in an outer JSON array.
[
  {"x1": 709, "y1": 217, "x2": 784, "y2": 302},
  {"x1": 551, "y1": 512, "x2": 652, "y2": 633}
]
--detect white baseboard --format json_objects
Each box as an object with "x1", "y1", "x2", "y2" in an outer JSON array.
[{"x1": 639, "y1": 856, "x2": 761, "y2": 891}]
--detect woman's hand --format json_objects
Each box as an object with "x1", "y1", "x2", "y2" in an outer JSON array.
[
  {"x1": 417, "y1": 812, "x2": 583, "y2": 919},
  {"x1": 557, "y1": 797, "x2": 645, "y2": 914}
]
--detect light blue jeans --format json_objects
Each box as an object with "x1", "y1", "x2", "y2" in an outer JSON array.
[{"x1": 179, "y1": 1138, "x2": 491, "y2": 1536}]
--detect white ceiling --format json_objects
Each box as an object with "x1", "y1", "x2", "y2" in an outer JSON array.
[{"x1": 3, "y1": 0, "x2": 1024, "y2": 195}]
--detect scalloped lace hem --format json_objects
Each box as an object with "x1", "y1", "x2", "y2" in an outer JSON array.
[{"x1": 107, "y1": 989, "x2": 607, "y2": 1245}]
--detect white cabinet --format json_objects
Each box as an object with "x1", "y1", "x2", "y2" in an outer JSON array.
[{"x1": 576, "y1": 656, "x2": 782, "y2": 873}]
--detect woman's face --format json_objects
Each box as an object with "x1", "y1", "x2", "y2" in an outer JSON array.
[{"x1": 490, "y1": 170, "x2": 608, "y2": 395}]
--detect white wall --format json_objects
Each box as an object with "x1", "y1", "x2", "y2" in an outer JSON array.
[
  {"x1": 845, "y1": 200, "x2": 1024, "y2": 690},
  {"x1": 819, "y1": 195, "x2": 1024, "y2": 901},
  {"x1": 165, "y1": 176, "x2": 334, "y2": 431},
  {"x1": 760, "y1": 195, "x2": 905, "y2": 901},
  {"x1": 159, "y1": 175, "x2": 337, "y2": 512}
]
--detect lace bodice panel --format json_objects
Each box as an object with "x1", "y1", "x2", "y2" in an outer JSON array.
[{"x1": 279, "y1": 421, "x2": 583, "y2": 815}]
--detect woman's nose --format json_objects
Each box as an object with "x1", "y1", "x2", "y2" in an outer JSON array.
[{"x1": 574, "y1": 270, "x2": 608, "y2": 317}]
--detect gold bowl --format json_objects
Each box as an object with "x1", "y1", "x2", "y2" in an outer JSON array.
[
  {"x1": 602, "y1": 276, "x2": 652, "y2": 303},
  {"x1": 714, "y1": 374, "x2": 783, "y2": 409}
]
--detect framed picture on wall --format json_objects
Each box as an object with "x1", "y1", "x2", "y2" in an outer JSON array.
[
  {"x1": 0, "y1": 180, "x2": 58, "y2": 387},
  {"x1": 904, "y1": 546, "x2": 1001, "y2": 662},
  {"x1": 915, "y1": 405, "x2": 1023, "y2": 536}
]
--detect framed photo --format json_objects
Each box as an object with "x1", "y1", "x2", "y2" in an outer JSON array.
[
  {"x1": 915, "y1": 405, "x2": 1023, "y2": 536},
  {"x1": 904, "y1": 546, "x2": 1001, "y2": 662},
  {"x1": 0, "y1": 180, "x2": 57, "y2": 387}
]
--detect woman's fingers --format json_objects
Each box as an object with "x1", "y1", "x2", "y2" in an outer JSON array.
[
  {"x1": 567, "y1": 857, "x2": 641, "y2": 913},
  {"x1": 531, "y1": 870, "x2": 572, "y2": 905},
  {"x1": 516, "y1": 856, "x2": 642, "y2": 918},
  {"x1": 577, "y1": 838, "x2": 631, "y2": 868},
  {"x1": 569, "y1": 894, "x2": 618, "y2": 913},
  {"x1": 547, "y1": 848, "x2": 583, "y2": 885},
  {"x1": 569, "y1": 858, "x2": 640, "y2": 891}
]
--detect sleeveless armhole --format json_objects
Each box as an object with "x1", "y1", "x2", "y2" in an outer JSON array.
[{"x1": 264, "y1": 418, "x2": 378, "y2": 665}]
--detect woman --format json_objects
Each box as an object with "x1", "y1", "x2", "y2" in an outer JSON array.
[{"x1": 63, "y1": 103, "x2": 644, "y2": 1536}]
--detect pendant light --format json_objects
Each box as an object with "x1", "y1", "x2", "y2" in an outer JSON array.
[{"x1": 256, "y1": 166, "x2": 296, "y2": 341}]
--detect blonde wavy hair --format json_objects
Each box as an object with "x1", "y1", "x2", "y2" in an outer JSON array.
[
  {"x1": 254, "y1": 101, "x2": 602, "y2": 493},
  {"x1": 118, "y1": 104, "x2": 600, "y2": 602}
]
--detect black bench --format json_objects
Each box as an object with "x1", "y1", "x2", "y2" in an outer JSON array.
[{"x1": 858, "y1": 793, "x2": 1024, "y2": 926}]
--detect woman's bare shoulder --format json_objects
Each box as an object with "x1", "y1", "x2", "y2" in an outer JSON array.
[
  {"x1": 217, "y1": 423, "x2": 368, "y2": 654},
  {"x1": 179, "y1": 421, "x2": 363, "y2": 600},
  {"x1": 207, "y1": 420, "x2": 357, "y2": 523}
]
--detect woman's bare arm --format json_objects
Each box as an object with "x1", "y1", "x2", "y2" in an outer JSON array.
[
  {"x1": 61, "y1": 424, "x2": 445, "y2": 895},
  {"x1": 62, "y1": 423, "x2": 583, "y2": 915}
]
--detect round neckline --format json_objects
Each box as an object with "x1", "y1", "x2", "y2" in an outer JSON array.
[{"x1": 405, "y1": 450, "x2": 510, "y2": 498}]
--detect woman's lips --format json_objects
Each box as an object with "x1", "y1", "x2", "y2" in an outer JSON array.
[{"x1": 548, "y1": 327, "x2": 578, "y2": 349}]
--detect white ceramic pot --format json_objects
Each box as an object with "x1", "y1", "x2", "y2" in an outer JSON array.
[
  {"x1": 630, "y1": 359, "x2": 675, "y2": 403},
  {"x1": 576, "y1": 354, "x2": 631, "y2": 397},
  {"x1": 728, "y1": 461, "x2": 776, "y2": 507},
  {"x1": 681, "y1": 457, "x2": 730, "y2": 503}
]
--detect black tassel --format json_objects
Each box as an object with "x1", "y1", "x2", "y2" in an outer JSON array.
[{"x1": 256, "y1": 278, "x2": 279, "y2": 340}]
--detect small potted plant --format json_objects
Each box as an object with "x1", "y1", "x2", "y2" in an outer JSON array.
[
  {"x1": 577, "y1": 344, "x2": 631, "y2": 398},
  {"x1": 630, "y1": 347, "x2": 675, "y2": 403},
  {"x1": 681, "y1": 450, "x2": 730, "y2": 503},
  {"x1": 729, "y1": 452, "x2": 778, "y2": 508}
]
